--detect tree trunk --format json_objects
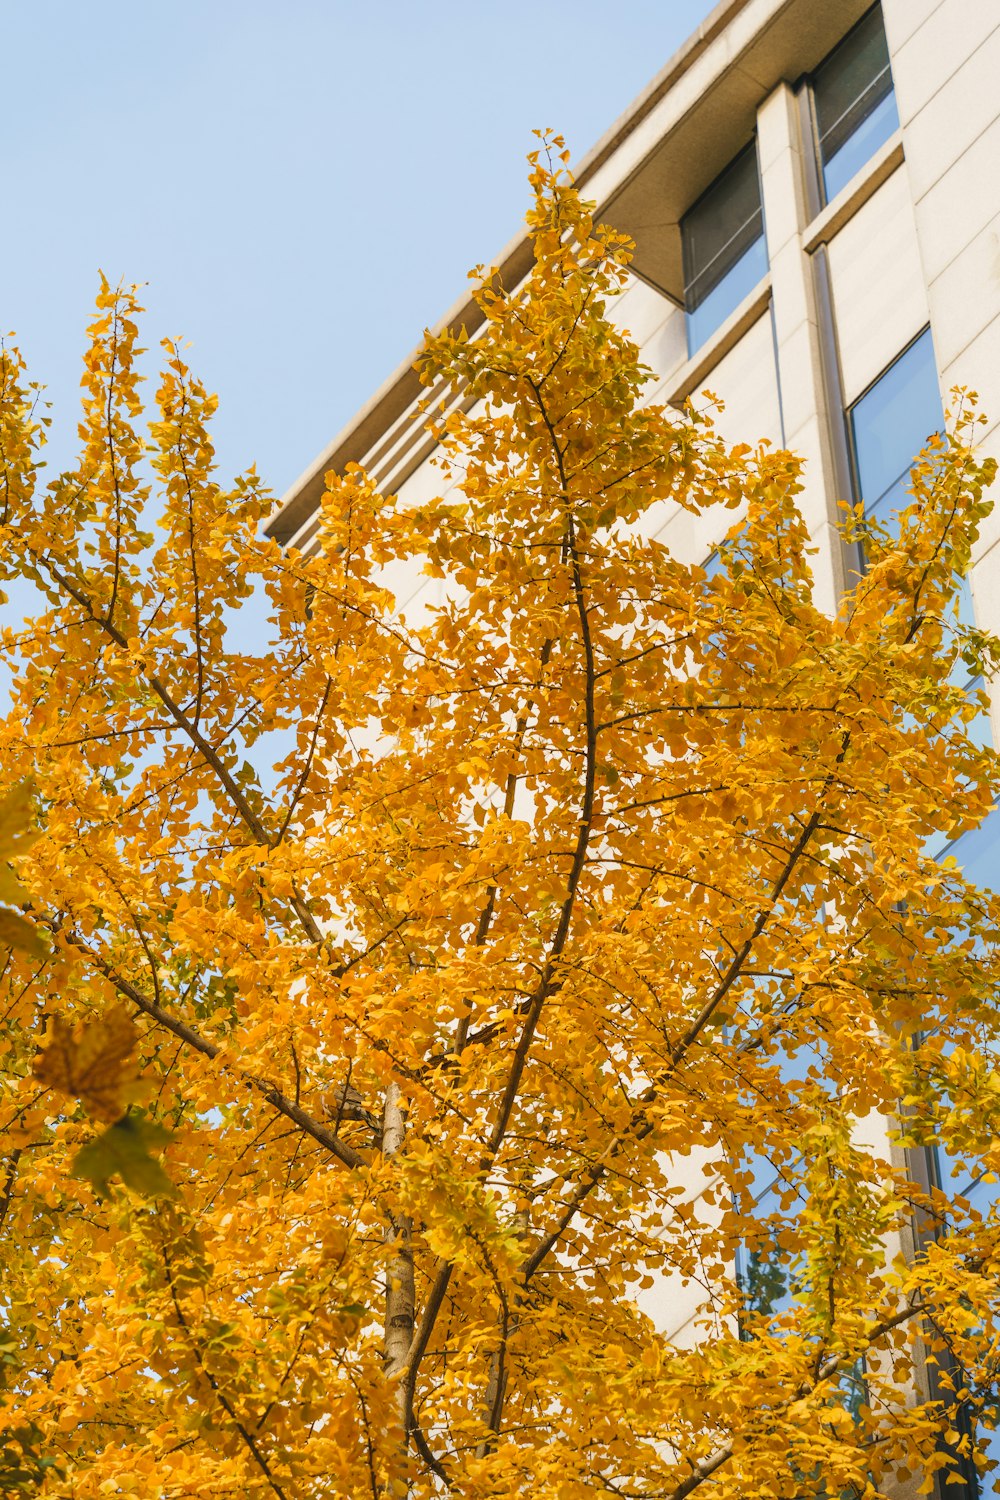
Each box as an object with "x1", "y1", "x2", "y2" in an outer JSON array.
[{"x1": 381, "y1": 1082, "x2": 415, "y2": 1461}]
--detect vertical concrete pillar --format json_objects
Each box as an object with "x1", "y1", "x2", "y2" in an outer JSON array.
[{"x1": 755, "y1": 82, "x2": 853, "y2": 614}]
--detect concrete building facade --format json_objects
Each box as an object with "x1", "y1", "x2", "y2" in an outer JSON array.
[
  {"x1": 268, "y1": 2, "x2": 1000, "y2": 1491},
  {"x1": 270, "y1": 1, "x2": 1000, "y2": 656}
]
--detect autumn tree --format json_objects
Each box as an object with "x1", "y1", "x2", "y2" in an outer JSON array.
[{"x1": 1, "y1": 139, "x2": 1000, "y2": 1499}]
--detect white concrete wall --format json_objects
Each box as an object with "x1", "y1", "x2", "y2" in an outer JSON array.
[
  {"x1": 379, "y1": 265, "x2": 780, "y2": 610},
  {"x1": 647, "y1": 310, "x2": 783, "y2": 570},
  {"x1": 826, "y1": 169, "x2": 930, "y2": 406},
  {"x1": 883, "y1": 0, "x2": 1000, "y2": 726}
]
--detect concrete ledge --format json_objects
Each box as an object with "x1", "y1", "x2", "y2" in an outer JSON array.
[
  {"x1": 802, "y1": 132, "x2": 905, "y2": 255},
  {"x1": 667, "y1": 278, "x2": 772, "y2": 407}
]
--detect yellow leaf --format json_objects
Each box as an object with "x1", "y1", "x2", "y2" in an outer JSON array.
[
  {"x1": 33, "y1": 1003, "x2": 148, "y2": 1124},
  {"x1": 0, "y1": 908, "x2": 45, "y2": 959},
  {"x1": 0, "y1": 779, "x2": 40, "y2": 865},
  {"x1": 0, "y1": 779, "x2": 44, "y2": 955}
]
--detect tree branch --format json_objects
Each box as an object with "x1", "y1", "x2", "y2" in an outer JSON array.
[
  {"x1": 162, "y1": 1241, "x2": 292, "y2": 1500},
  {"x1": 55, "y1": 927, "x2": 364, "y2": 1171},
  {"x1": 521, "y1": 738, "x2": 851, "y2": 1284}
]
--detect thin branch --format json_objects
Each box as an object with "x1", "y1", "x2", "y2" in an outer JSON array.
[
  {"x1": 521, "y1": 737, "x2": 851, "y2": 1283},
  {"x1": 0, "y1": 1150, "x2": 22, "y2": 1235},
  {"x1": 53, "y1": 926, "x2": 363, "y2": 1172},
  {"x1": 667, "y1": 1297, "x2": 926, "y2": 1500},
  {"x1": 456, "y1": 637, "x2": 553, "y2": 1052},
  {"x1": 276, "y1": 674, "x2": 332, "y2": 844},
  {"x1": 162, "y1": 1243, "x2": 292, "y2": 1500},
  {"x1": 170, "y1": 366, "x2": 207, "y2": 729},
  {"x1": 25, "y1": 544, "x2": 325, "y2": 946}
]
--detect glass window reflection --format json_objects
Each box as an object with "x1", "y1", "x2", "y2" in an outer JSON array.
[
  {"x1": 850, "y1": 329, "x2": 942, "y2": 520},
  {"x1": 682, "y1": 141, "x2": 768, "y2": 355},
  {"x1": 927, "y1": 810, "x2": 1000, "y2": 1493},
  {"x1": 849, "y1": 329, "x2": 978, "y2": 662},
  {"x1": 813, "y1": 5, "x2": 899, "y2": 203},
  {"x1": 734, "y1": 1027, "x2": 868, "y2": 1428}
]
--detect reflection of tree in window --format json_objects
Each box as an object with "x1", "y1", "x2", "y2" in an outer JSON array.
[
  {"x1": 849, "y1": 327, "x2": 986, "y2": 740},
  {"x1": 727, "y1": 983, "x2": 870, "y2": 1438},
  {"x1": 738, "y1": 1246, "x2": 793, "y2": 1320},
  {"x1": 849, "y1": 329, "x2": 943, "y2": 525}
]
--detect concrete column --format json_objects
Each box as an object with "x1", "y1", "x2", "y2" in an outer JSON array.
[{"x1": 755, "y1": 82, "x2": 853, "y2": 614}]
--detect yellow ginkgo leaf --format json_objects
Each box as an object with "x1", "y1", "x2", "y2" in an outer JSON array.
[
  {"x1": 33, "y1": 1003, "x2": 148, "y2": 1124},
  {"x1": 0, "y1": 908, "x2": 45, "y2": 959},
  {"x1": 0, "y1": 779, "x2": 43, "y2": 950},
  {"x1": 0, "y1": 779, "x2": 40, "y2": 864}
]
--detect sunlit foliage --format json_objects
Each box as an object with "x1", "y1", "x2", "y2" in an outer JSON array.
[{"x1": 0, "y1": 139, "x2": 999, "y2": 1497}]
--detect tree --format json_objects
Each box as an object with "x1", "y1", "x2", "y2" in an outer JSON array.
[{"x1": 0, "y1": 136, "x2": 999, "y2": 1499}]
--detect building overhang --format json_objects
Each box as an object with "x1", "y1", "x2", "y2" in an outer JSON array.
[{"x1": 266, "y1": 0, "x2": 870, "y2": 547}]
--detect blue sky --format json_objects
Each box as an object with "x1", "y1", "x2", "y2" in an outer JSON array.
[{"x1": 8, "y1": 2, "x2": 717, "y2": 501}]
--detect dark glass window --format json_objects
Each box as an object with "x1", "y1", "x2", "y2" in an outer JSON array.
[
  {"x1": 813, "y1": 5, "x2": 899, "y2": 203},
  {"x1": 682, "y1": 141, "x2": 768, "y2": 355}
]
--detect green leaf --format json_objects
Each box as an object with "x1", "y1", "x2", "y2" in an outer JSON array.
[
  {"x1": 236, "y1": 760, "x2": 260, "y2": 787},
  {"x1": 72, "y1": 1115, "x2": 176, "y2": 1198},
  {"x1": 0, "y1": 1424, "x2": 61, "y2": 1492},
  {"x1": 204, "y1": 1320, "x2": 242, "y2": 1351}
]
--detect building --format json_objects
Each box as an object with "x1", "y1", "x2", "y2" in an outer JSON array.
[{"x1": 267, "y1": 1, "x2": 1000, "y2": 1491}]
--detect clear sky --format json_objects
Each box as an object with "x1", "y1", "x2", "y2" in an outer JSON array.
[{"x1": 7, "y1": 1, "x2": 718, "y2": 502}]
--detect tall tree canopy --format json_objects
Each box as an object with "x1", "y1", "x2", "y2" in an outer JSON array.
[{"x1": 0, "y1": 140, "x2": 999, "y2": 1498}]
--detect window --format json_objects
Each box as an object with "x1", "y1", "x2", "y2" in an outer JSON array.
[
  {"x1": 849, "y1": 335, "x2": 990, "y2": 1485},
  {"x1": 849, "y1": 329, "x2": 942, "y2": 527},
  {"x1": 681, "y1": 140, "x2": 768, "y2": 356},
  {"x1": 944, "y1": 816, "x2": 1000, "y2": 896},
  {"x1": 812, "y1": 5, "x2": 899, "y2": 204},
  {"x1": 849, "y1": 329, "x2": 979, "y2": 674},
  {"x1": 927, "y1": 812, "x2": 1000, "y2": 1227}
]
